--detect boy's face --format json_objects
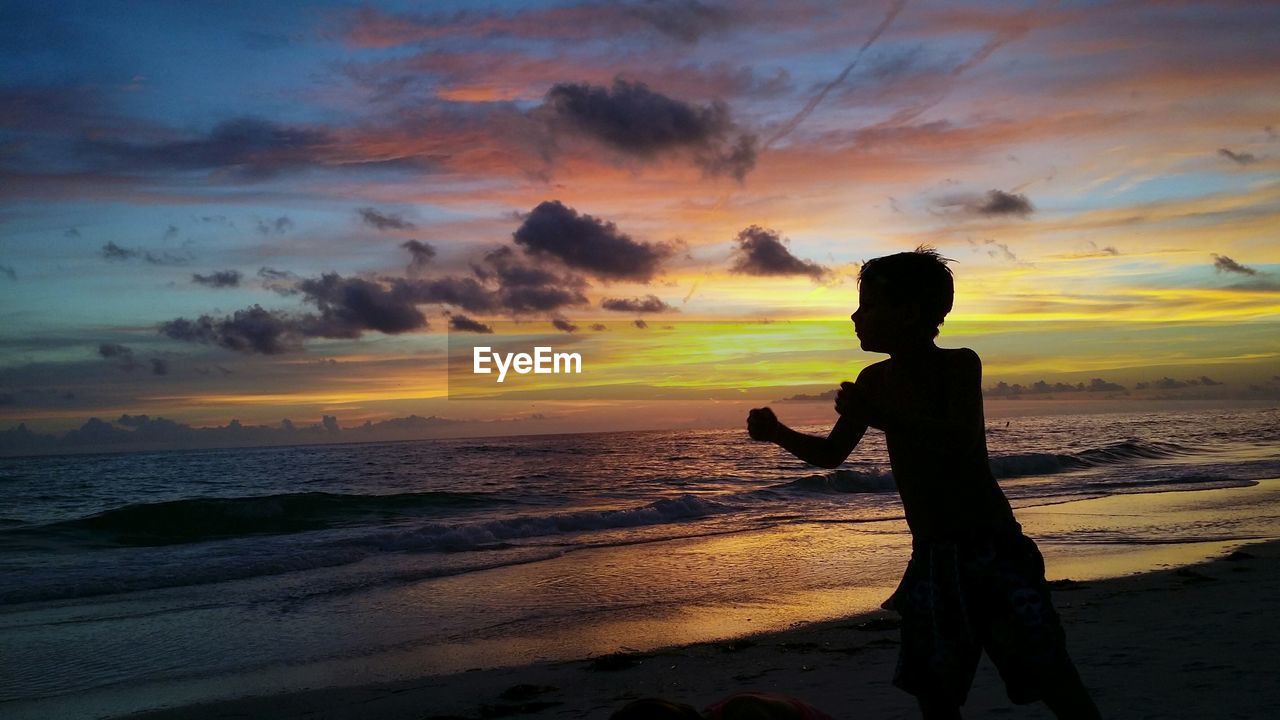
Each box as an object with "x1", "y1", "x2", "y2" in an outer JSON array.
[{"x1": 850, "y1": 279, "x2": 909, "y2": 353}]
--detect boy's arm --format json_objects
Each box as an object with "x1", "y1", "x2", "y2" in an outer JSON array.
[
  {"x1": 779, "y1": 414, "x2": 867, "y2": 469},
  {"x1": 748, "y1": 407, "x2": 867, "y2": 469},
  {"x1": 845, "y1": 349, "x2": 985, "y2": 450}
]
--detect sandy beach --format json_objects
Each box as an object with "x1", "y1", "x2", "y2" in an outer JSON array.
[{"x1": 116, "y1": 536, "x2": 1279, "y2": 720}]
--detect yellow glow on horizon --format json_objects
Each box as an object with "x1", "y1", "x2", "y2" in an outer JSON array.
[{"x1": 145, "y1": 380, "x2": 451, "y2": 407}]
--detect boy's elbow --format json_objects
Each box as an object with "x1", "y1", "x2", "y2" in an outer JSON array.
[
  {"x1": 802, "y1": 454, "x2": 838, "y2": 469},
  {"x1": 816, "y1": 454, "x2": 844, "y2": 470}
]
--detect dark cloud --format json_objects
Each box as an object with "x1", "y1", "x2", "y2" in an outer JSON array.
[
  {"x1": 101, "y1": 242, "x2": 137, "y2": 261},
  {"x1": 258, "y1": 266, "x2": 300, "y2": 296},
  {"x1": 160, "y1": 306, "x2": 307, "y2": 355},
  {"x1": 498, "y1": 284, "x2": 590, "y2": 313},
  {"x1": 166, "y1": 245, "x2": 594, "y2": 354},
  {"x1": 97, "y1": 343, "x2": 136, "y2": 371},
  {"x1": 937, "y1": 190, "x2": 1034, "y2": 218},
  {"x1": 78, "y1": 118, "x2": 340, "y2": 180},
  {"x1": 150, "y1": 358, "x2": 169, "y2": 376},
  {"x1": 394, "y1": 275, "x2": 500, "y2": 314},
  {"x1": 964, "y1": 190, "x2": 1033, "y2": 217},
  {"x1": 448, "y1": 314, "x2": 493, "y2": 334},
  {"x1": 690, "y1": 133, "x2": 757, "y2": 181},
  {"x1": 256, "y1": 216, "x2": 293, "y2": 235},
  {"x1": 192, "y1": 270, "x2": 243, "y2": 288},
  {"x1": 402, "y1": 239, "x2": 437, "y2": 274},
  {"x1": 601, "y1": 294, "x2": 675, "y2": 313},
  {"x1": 512, "y1": 200, "x2": 671, "y2": 281},
  {"x1": 98, "y1": 342, "x2": 133, "y2": 359},
  {"x1": 551, "y1": 318, "x2": 579, "y2": 333},
  {"x1": 542, "y1": 79, "x2": 757, "y2": 180},
  {"x1": 543, "y1": 79, "x2": 719, "y2": 155},
  {"x1": 1135, "y1": 376, "x2": 1222, "y2": 391},
  {"x1": 0, "y1": 411, "x2": 552, "y2": 456},
  {"x1": 986, "y1": 377, "x2": 1128, "y2": 396},
  {"x1": 1218, "y1": 148, "x2": 1258, "y2": 165},
  {"x1": 0, "y1": 264, "x2": 14, "y2": 280},
  {"x1": 99, "y1": 242, "x2": 189, "y2": 265},
  {"x1": 474, "y1": 246, "x2": 561, "y2": 287},
  {"x1": 359, "y1": 207, "x2": 416, "y2": 231},
  {"x1": 1085, "y1": 378, "x2": 1125, "y2": 392},
  {"x1": 976, "y1": 190, "x2": 1034, "y2": 216},
  {"x1": 64, "y1": 227, "x2": 81, "y2": 238},
  {"x1": 777, "y1": 388, "x2": 838, "y2": 403},
  {"x1": 1212, "y1": 253, "x2": 1257, "y2": 275},
  {"x1": 296, "y1": 273, "x2": 429, "y2": 337},
  {"x1": 470, "y1": 245, "x2": 591, "y2": 313},
  {"x1": 163, "y1": 224, "x2": 179, "y2": 241},
  {"x1": 728, "y1": 225, "x2": 829, "y2": 280}
]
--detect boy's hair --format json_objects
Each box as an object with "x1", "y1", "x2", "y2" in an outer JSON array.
[{"x1": 858, "y1": 246, "x2": 954, "y2": 337}]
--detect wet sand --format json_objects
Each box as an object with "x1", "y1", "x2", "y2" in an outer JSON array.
[{"x1": 118, "y1": 537, "x2": 1279, "y2": 720}]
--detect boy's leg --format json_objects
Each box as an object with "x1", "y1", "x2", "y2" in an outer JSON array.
[
  {"x1": 892, "y1": 545, "x2": 982, "y2": 713},
  {"x1": 977, "y1": 534, "x2": 1100, "y2": 716},
  {"x1": 1040, "y1": 662, "x2": 1101, "y2": 720}
]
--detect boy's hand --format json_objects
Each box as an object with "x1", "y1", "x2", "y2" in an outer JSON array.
[
  {"x1": 835, "y1": 381, "x2": 872, "y2": 425},
  {"x1": 747, "y1": 407, "x2": 780, "y2": 442}
]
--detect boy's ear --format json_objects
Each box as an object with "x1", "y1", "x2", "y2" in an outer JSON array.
[
  {"x1": 899, "y1": 302, "x2": 922, "y2": 326},
  {"x1": 899, "y1": 302, "x2": 933, "y2": 336}
]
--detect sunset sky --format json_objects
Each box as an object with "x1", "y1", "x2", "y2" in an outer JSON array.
[{"x1": 2, "y1": 0, "x2": 1278, "y2": 445}]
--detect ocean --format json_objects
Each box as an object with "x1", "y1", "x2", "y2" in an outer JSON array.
[{"x1": 2, "y1": 407, "x2": 1279, "y2": 718}]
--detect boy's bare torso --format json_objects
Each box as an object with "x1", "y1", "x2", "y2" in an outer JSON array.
[{"x1": 856, "y1": 348, "x2": 1014, "y2": 541}]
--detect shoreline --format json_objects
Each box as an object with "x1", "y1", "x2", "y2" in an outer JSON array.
[{"x1": 110, "y1": 536, "x2": 1280, "y2": 720}]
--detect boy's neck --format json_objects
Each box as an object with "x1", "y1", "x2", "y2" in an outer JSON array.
[{"x1": 887, "y1": 338, "x2": 939, "y2": 362}]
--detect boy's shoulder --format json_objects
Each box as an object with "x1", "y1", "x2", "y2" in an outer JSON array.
[
  {"x1": 858, "y1": 348, "x2": 982, "y2": 374},
  {"x1": 943, "y1": 346, "x2": 982, "y2": 367},
  {"x1": 856, "y1": 358, "x2": 893, "y2": 382}
]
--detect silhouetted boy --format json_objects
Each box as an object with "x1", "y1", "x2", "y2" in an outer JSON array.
[{"x1": 747, "y1": 248, "x2": 1100, "y2": 719}]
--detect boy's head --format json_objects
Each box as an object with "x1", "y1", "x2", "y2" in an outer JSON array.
[{"x1": 855, "y1": 246, "x2": 954, "y2": 343}]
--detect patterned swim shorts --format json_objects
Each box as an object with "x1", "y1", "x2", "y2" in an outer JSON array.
[{"x1": 889, "y1": 530, "x2": 1078, "y2": 705}]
